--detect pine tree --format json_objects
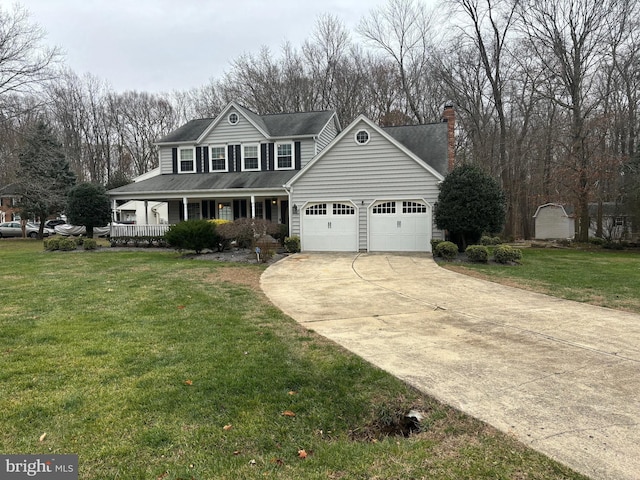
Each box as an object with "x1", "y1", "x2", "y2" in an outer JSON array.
[{"x1": 17, "y1": 121, "x2": 76, "y2": 238}]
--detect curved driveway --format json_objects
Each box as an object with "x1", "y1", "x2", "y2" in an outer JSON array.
[{"x1": 261, "y1": 252, "x2": 640, "y2": 480}]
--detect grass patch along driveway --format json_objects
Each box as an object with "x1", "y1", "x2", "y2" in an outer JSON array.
[
  {"x1": 0, "y1": 241, "x2": 587, "y2": 479},
  {"x1": 442, "y1": 247, "x2": 640, "y2": 313}
]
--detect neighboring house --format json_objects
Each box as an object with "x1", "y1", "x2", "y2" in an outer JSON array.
[
  {"x1": 533, "y1": 203, "x2": 575, "y2": 240},
  {"x1": 108, "y1": 101, "x2": 454, "y2": 252},
  {"x1": 0, "y1": 184, "x2": 20, "y2": 223}
]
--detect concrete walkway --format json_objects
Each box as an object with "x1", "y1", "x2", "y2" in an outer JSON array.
[{"x1": 261, "y1": 252, "x2": 640, "y2": 480}]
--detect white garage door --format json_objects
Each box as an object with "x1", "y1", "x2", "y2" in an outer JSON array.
[
  {"x1": 302, "y1": 202, "x2": 357, "y2": 251},
  {"x1": 369, "y1": 200, "x2": 431, "y2": 252}
]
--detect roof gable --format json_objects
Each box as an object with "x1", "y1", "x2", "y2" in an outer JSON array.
[
  {"x1": 287, "y1": 115, "x2": 446, "y2": 186},
  {"x1": 157, "y1": 102, "x2": 339, "y2": 146}
]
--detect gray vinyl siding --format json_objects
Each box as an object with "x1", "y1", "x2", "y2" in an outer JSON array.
[
  {"x1": 290, "y1": 119, "x2": 443, "y2": 250},
  {"x1": 316, "y1": 116, "x2": 338, "y2": 154},
  {"x1": 299, "y1": 139, "x2": 315, "y2": 168},
  {"x1": 159, "y1": 147, "x2": 174, "y2": 174},
  {"x1": 201, "y1": 107, "x2": 266, "y2": 145}
]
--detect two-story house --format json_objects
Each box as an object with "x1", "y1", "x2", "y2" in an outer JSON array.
[
  {"x1": 108, "y1": 101, "x2": 454, "y2": 252},
  {"x1": 0, "y1": 184, "x2": 21, "y2": 223}
]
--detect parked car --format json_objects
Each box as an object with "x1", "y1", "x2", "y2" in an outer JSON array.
[{"x1": 0, "y1": 222, "x2": 54, "y2": 238}]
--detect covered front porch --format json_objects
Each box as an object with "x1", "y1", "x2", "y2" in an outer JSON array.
[{"x1": 168, "y1": 195, "x2": 289, "y2": 225}]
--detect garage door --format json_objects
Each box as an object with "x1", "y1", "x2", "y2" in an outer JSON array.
[
  {"x1": 301, "y1": 202, "x2": 357, "y2": 251},
  {"x1": 369, "y1": 200, "x2": 431, "y2": 252}
]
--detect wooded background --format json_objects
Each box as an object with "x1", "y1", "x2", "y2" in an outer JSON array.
[{"x1": 2, "y1": 0, "x2": 639, "y2": 240}]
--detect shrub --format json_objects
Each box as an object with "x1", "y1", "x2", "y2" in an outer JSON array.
[
  {"x1": 165, "y1": 219, "x2": 219, "y2": 254},
  {"x1": 435, "y1": 241, "x2": 459, "y2": 261},
  {"x1": 284, "y1": 235, "x2": 301, "y2": 253},
  {"x1": 75, "y1": 236, "x2": 84, "y2": 247},
  {"x1": 217, "y1": 218, "x2": 280, "y2": 250},
  {"x1": 430, "y1": 239, "x2": 443, "y2": 252},
  {"x1": 493, "y1": 244, "x2": 522, "y2": 264},
  {"x1": 44, "y1": 238, "x2": 61, "y2": 251},
  {"x1": 83, "y1": 238, "x2": 98, "y2": 250},
  {"x1": 208, "y1": 219, "x2": 231, "y2": 227},
  {"x1": 58, "y1": 238, "x2": 77, "y2": 251},
  {"x1": 589, "y1": 236, "x2": 605, "y2": 246},
  {"x1": 481, "y1": 235, "x2": 502, "y2": 246},
  {"x1": 603, "y1": 241, "x2": 624, "y2": 250},
  {"x1": 465, "y1": 245, "x2": 489, "y2": 263}
]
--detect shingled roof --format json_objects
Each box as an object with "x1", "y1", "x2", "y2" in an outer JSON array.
[
  {"x1": 383, "y1": 122, "x2": 449, "y2": 177},
  {"x1": 157, "y1": 105, "x2": 336, "y2": 145}
]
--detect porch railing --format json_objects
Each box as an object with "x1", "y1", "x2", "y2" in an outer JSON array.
[{"x1": 110, "y1": 224, "x2": 171, "y2": 239}]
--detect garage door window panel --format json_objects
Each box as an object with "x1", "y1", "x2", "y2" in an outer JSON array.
[
  {"x1": 333, "y1": 203, "x2": 354, "y2": 215},
  {"x1": 403, "y1": 201, "x2": 427, "y2": 213},
  {"x1": 373, "y1": 202, "x2": 396, "y2": 214},
  {"x1": 305, "y1": 204, "x2": 327, "y2": 215}
]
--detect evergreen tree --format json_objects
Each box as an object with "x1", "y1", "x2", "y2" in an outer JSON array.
[
  {"x1": 17, "y1": 121, "x2": 76, "y2": 238},
  {"x1": 434, "y1": 164, "x2": 506, "y2": 250},
  {"x1": 66, "y1": 183, "x2": 111, "y2": 238}
]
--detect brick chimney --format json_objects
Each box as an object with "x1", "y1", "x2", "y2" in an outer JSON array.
[{"x1": 442, "y1": 102, "x2": 455, "y2": 172}]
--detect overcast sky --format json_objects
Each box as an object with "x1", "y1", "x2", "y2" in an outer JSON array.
[{"x1": 10, "y1": 0, "x2": 422, "y2": 94}]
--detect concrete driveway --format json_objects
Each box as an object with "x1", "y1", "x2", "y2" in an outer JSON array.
[{"x1": 261, "y1": 252, "x2": 640, "y2": 480}]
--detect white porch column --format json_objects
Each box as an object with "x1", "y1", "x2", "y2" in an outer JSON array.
[
  {"x1": 144, "y1": 201, "x2": 149, "y2": 225},
  {"x1": 183, "y1": 197, "x2": 188, "y2": 220},
  {"x1": 112, "y1": 199, "x2": 118, "y2": 222},
  {"x1": 251, "y1": 195, "x2": 256, "y2": 219}
]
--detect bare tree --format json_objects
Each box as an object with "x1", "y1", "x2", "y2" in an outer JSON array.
[
  {"x1": 358, "y1": 0, "x2": 434, "y2": 123},
  {"x1": 0, "y1": 4, "x2": 60, "y2": 115}
]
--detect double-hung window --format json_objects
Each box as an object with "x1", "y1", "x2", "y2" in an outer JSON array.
[
  {"x1": 242, "y1": 144, "x2": 260, "y2": 171},
  {"x1": 210, "y1": 146, "x2": 227, "y2": 171},
  {"x1": 276, "y1": 142, "x2": 293, "y2": 170},
  {"x1": 179, "y1": 147, "x2": 195, "y2": 173}
]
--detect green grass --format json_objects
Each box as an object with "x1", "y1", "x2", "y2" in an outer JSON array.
[
  {"x1": 0, "y1": 240, "x2": 589, "y2": 479},
  {"x1": 444, "y1": 246, "x2": 640, "y2": 313}
]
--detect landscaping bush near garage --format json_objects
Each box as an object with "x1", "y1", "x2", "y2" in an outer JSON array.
[
  {"x1": 434, "y1": 241, "x2": 459, "y2": 261},
  {"x1": 465, "y1": 244, "x2": 489, "y2": 263},
  {"x1": 493, "y1": 244, "x2": 523, "y2": 264}
]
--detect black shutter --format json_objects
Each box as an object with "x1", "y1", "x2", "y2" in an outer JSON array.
[
  {"x1": 202, "y1": 201, "x2": 209, "y2": 219},
  {"x1": 228, "y1": 145, "x2": 235, "y2": 172},
  {"x1": 178, "y1": 200, "x2": 184, "y2": 221},
  {"x1": 268, "y1": 143, "x2": 275, "y2": 171},
  {"x1": 233, "y1": 200, "x2": 240, "y2": 220},
  {"x1": 265, "y1": 199, "x2": 272, "y2": 221},
  {"x1": 203, "y1": 147, "x2": 210, "y2": 173},
  {"x1": 196, "y1": 147, "x2": 202, "y2": 173},
  {"x1": 240, "y1": 200, "x2": 247, "y2": 218},
  {"x1": 235, "y1": 145, "x2": 242, "y2": 171},
  {"x1": 294, "y1": 141, "x2": 301, "y2": 170},
  {"x1": 172, "y1": 147, "x2": 178, "y2": 174},
  {"x1": 260, "y1": 143, "x2": 268, "y2": 171}
]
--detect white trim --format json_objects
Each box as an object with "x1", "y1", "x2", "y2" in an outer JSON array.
[
  {"x1": 354, "y1": 129, "x2": 370, "y2": 145},
  {"x1": 275, "y1": 141, "x2": 295, "y2": 170},
  {"x1": 178, "y1": 146, "x2": 196, "y2": 173},
  {"x1": 241, "y1": 143, "x2": 261, "y2": 171},
  {"x1": 209, "y1": 145, "x2": 228, "y2": 172}
]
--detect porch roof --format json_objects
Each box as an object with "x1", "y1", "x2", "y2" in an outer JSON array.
[{"x1": 108, "y1": 171, "x2": 294, "y2": 199}]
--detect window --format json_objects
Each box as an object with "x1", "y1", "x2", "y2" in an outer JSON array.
[
  {"x1": 403, "y1": 201, "x2": 427, "y2": 213},
  {"x1": 276, "y1": 142, "x2": 293, "y2": 170},
  {"x1": 179, "y1": 147, "x2": 195, "y2": 173},
  {"x1": 254, "y1": 201, "x2": 264, "y2": 219},
  {"x1": 305, "y1": 204, "x2": 327, "y2": 215},
  {"x1": 355, "y1": 129, "x2": 370, "y2": 145},
  {"x1": 228, "y1": 112, "x2": 239, "y2": 125},
  {"x1": 242, "y1": 144, "x2": 260, "y2": 171},
  {"x1": 187, "y1": 202, "x2": 200, "y2": 219},
  {"x1": 210, "y1": 146, "x2": 226, "y2": 171},
  {"x1": 218, "y1": 202, "x2": 232, "y2": 220},
  {"x1": 333, "y1": 203, "x2": 354, "y2": 215},
  {"x1": 373, "y1": 202, "x2": 396, "y2": 214}
]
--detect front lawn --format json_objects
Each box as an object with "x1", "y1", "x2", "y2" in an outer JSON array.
[
  {"x1": 0, "y1": 240, "x2": 588, "y2": 479},
  {"x1": 443, "y1": 246, "x2": 640, "y2": 313}
]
